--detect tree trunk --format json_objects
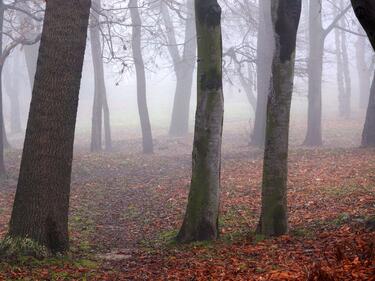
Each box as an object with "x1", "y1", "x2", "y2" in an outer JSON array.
[
  {"x1": 4, "y1": 53, "x2": 23, "y2": 134},
  {"x1": 129, "y1": 0, "x2": 153, "y2": 154},
  {"x1": 339, "y1": 0, "x2": 351, "y2": 118},
  {"x1": 257, "y1": 0, "x2": 301, "y2": 237},
  {"x1": 362, "y1": 71, "x2": 375, "y2": 146},
  {"x1": 304, "y1": 0, "x2": 323, "y2": 146},
  {"x1": 90, "y1": 0, "x2": 103, "y2": 152},
  {"x1": 356, "y1": 29, "x2": 371, "y2": 109},
  {"x1": 7, "y1": 0, "x2": 91, "y2": 253},
  {"x1": 351, "y1": 0, "x2": 375, "y2": 146},
  {"x1": 0, "y1": 1, "x2": 5, "y2": 176},
  {"x1": 177, "y1": 0, "x2": 223, "y2": 243},
  {"x1": 251, "y1": 0, "x2": 273, "y2": 146},
  {"x1": 161, "y1": 0, "x2": 196, "y2": 137}
]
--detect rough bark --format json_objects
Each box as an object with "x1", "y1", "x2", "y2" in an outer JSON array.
[
  {"x1": 90, "y1": 0, "x2": 112, "y2": 152},
  {"x1": 161, "y1": 0, "x2": 196, "y2": 137},
  {"x1": 177, "y1": 0, "x2": 223, "y2": 243},
  {"x1": 257, "y1": 0, "x2": 301, "y2": 237},
  {"x1": 362, "y1": 72, "x2": 375, "y2": 146},
  {"x1": 7, "y1": 0, "x2": 91, "y2": 253},
  {"x1": 251, "y1": 0, "x2": 273, "y2": 146},
  {"x1": 304, "y1": 0, "x2": 323, "y2": 146},
  {"x1": 129, "y1": 0, "x2": 153, "y2": 154}
]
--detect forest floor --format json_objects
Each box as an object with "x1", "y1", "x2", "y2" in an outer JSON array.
[{"x1": 0, "y1": 119, "x2": 374, "y2": 280}]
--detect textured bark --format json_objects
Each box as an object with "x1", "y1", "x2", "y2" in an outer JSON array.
[
  {"x1": 356, "y1": 33, "x2": 371, "y2": 109},
  {"x1": 351, "y1": 0, "x2": 375, "y2": 146},
  {"x1": 8, "y1": 0, "x2": 91, "y2": 253},
  {"x1": 304, "y1": 0, "x2": 323, "y2": 146},
  {"x1": 251, "y1": 0, "x2": 273, "y2": 146},
  {"x1": 90, "y1": 0, "x2": 112, "y2": 152},
  {"x1": 161, "y1": 0, "x2": 196, "y2": 137},
  {"x1": 258, "y1": 0, "x2": 301, "y2": 237},
  {"x1": 177, "y1": 0, "x2": 223, "y2": 243},
  {"x1": 129, "y1": 0, "x2": 153, "y2": 154}
]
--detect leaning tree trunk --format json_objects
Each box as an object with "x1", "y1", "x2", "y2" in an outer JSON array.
[
  {"x1": 351, "y1": 0, "x2": 375, "y2": 147},
  {"x1": 6, "y1": 0, "x2": 91, "y2": 254},
  {"x1": 129, "y1": 0, "x2": 153, "y2": 154},
  {"x1": 177, "y1": 0, "x2": 223, "y2": 243},
  {"x1": 257, "y1": 0, "x2": 301, "y2": 237},
  {"x1": 304, "y1": 0, "x2": 323, "y2": 146},
  {"x1": 251, "y1": 0, "x2": 273, "y2": 146}
]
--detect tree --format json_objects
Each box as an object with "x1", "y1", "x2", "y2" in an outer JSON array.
[
  {"x1": 161, "y1": 0, "x2": 196, "y2": 137},
  {"x1": 304, "y1": 0, "x2": 350, "y2": 146},
  {"x1": 257, "y1": 0, "x2": 301, "y2": 237},
  {"x1": 351, "y1": 0, "x2": 375, "y2": 147},
  {"x1": 129, "y1": 0, "x2": 154, "y2": 154},
  {"x1": 90, "y1": 0, "x2": 112, "y2": 152},
  {"x1": 251, "y1": 0, "x2": 273, "y2": 146},
  {"x1": 3, "y1": 0, "x2": 91, "y2": 254},
  {"x1": 177, "y1": 0, "x2": 223, "y2": 243}
]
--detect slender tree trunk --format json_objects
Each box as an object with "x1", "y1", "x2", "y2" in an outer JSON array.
[
  {"x1": 251, "y1": 0, "x2": 273, "y2": 146},
  {"x1": 339, "y1": 0, "x2": 351, "y2": 118},
  {"x1": 335, "y1": 15, "x2": 346, "y2": 117},
  {"x1": 7, "y1": 0, "x2": 91, "y2": 253},
  {"x1": 356, "y1": 30, "x2": 371, "y2": 109},
  {"x1": 177, "y1": 0, "x2": 223, "y2": 243},
  {"x1": 257, "y1": 0, "x2": 301, "y2": 237},
  {"x1": 304, "y1": 0, "x2": 323, "y2": 146},
  {"x1": 129, "y1": 0, "x2": 153, "y2": 154},
  {"x1": 168, "y1": 0, "x2": 196, "y2": 137},
  {"x1": 4, "y1": 53, "x2": 23, "y2": 134}
]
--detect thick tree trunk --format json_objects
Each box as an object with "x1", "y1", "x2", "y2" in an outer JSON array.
[
  {"x1": 0, "y1": 1, "x2": 5, "y2": 176},
  {"x1": 177, "y1": 0, "x2": 223, "y2": 243},
  {"x1": 251, "y1": 0, "x2": 273, "y2": 146},
  {"x1": 304, "y1": 0, "x2": 323, "y2": 146},
  {"x1": 7, "y1": 0, "x2": 91, "y2": 253},
  {"x1": 129, "y1": 0, "x2": 153, "y2": 154},
  {"x1": 356, "y1": 33, "x2": 371, "y2": 109},
  {"x1": 162, "y1": 0, "x2": 196, "y2": 137},
  {"x1": 257, "y1": 0, "x2": 301, "y2": 237}
]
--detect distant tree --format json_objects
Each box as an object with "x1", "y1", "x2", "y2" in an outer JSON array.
[
  {"x1": 257, "y1": 0, "x2": 301, "y2": 237},
  {"x1": 177, "y1": 0, "x2": 223, "y2": 243},
  {"x1": 129, "y1": 0, "x2": 154, "y2": 154},
  {"x1": 351, "y1": 0, "x2": 375, "y2": 147},
  {"x1": 90, "y1": 0, "x2": 112, "y2": 152},
  {"x1": 161, "y1": 0, "x2": 196, "y2": 137},
  {"x1": 3, "y1": 0, "x2": 91, "y2": 254},
  {"x1": 251, "y1": 0, "x2": 273, "y2": 147}
]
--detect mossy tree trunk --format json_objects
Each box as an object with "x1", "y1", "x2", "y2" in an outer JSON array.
[
  {"x1": 251, "y1": 0, "x2": 273, "y2": 147},
  {"x1": 177, "y1": 0, "x2": 223, "y2": 243},
  {"x1": 7, "y1": 0, "x2": 91, "y2": 253},
  {"x1": 351, "y1": 0, "x2": 375, "y2": 147},
  {"x1": 129, "y1": 0, "x2": 153, "y2": 154},
  {"x1": 90, "y1": 0, "x2": 112, "y2": 152},
  {"x1": 257, "y1": 0, "x2": 301, "y2": 237}
]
